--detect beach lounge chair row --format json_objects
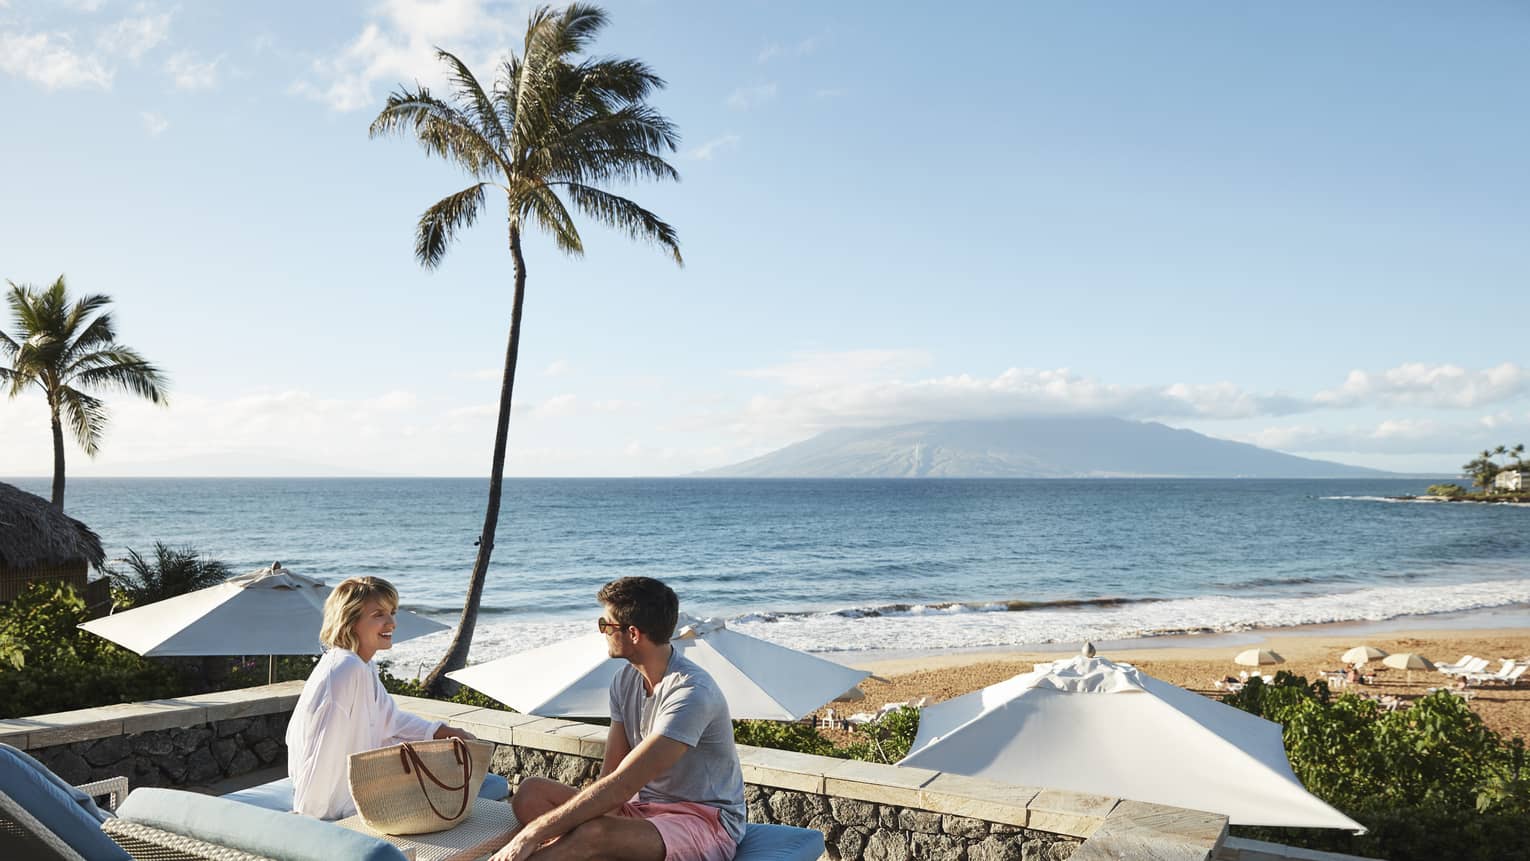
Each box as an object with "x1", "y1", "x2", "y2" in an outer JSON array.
[
  {"x1": 1438, "y1": 655, "x2": 1489, "y2": 676},
  {"x1": 1465, "y1": 660, "x2": 1527, "y2": 686}
]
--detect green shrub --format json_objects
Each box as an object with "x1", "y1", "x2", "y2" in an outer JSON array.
[
  {"x1": 0, "y1": 583, "x2": 185, "y2": 718},
  {"x1": 1426, "y1": 483, "x2": 1467, "y2": 498},
  {"x1": 734, "y1": 719, "x2": 840, "y2": 757},
  {"x1": 1223, "y1": 670, "x2": 1530, "y2": 861}
]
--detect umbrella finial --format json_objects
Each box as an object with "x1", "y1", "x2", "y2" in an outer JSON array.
[
  {"x1": 271, "y1": 561, "x2": 282, "y2": 571},
  {"x1": 1082, "y1": 641, "x2": 1096, "y2": 658}
]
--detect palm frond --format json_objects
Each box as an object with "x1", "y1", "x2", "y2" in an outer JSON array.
[
  {"x1": 556, "y1": 182, "x2": 681, "y2": 264},
  {"x1": 63, "y1": 293, "x2": 112, "y2": 339},
  {"x1": 416, "y1": 183, "x2": 490, "y2": 268},
  {"x1": 371, "y1": 88, "x2": 505, "y2": 179},
  {"x1": 58, "y1": 310, "x2": 117, "y2": 368},
  {"x1": 67, "y1": 350, "x2": 168, "y2": 404},
  {"x1": 517, "y1": 184, "x2": 584, "y2": 255},
  {"x1": 435, "y1": 48, "x2": 511, "y2": 152},
  {"x1": 57, "y1": 386, "x2": 107, "y2": 456}
]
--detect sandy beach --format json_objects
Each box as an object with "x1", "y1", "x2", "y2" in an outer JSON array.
[{"x1": 824, "y1": 622, "x2": 1530, "y2": 740}]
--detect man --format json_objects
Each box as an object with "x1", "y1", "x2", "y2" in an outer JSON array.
[{"x1": 491, "y1": 577, "x2": 746, "y2": 861}]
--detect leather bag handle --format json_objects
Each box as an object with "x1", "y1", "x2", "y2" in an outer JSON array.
[{"x1": 397, "y1": 737, "x2": 472, "y2": 822}]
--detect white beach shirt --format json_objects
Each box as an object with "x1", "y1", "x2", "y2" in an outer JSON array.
[{"x1": 285, "y1": 648, "x2": 443, "y2": 820}]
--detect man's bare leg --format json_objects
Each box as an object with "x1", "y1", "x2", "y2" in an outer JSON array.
[
  {"x1": 511, "y1": 777, "x2": 579, "y2": 825},
  {"x1": 528, "y1": 815, "x2": 665, "y2": 861}
]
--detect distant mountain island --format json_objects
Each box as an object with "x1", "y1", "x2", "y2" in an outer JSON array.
[{"x1": 697, "y1": 417, "x2": 1394, "y2": 479}]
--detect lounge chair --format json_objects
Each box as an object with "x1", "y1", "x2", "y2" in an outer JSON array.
[
  {"x1": 1436, "y1": 655, "x2": 1476, "y2": 674},
  {"x1": 1443, "y1": 657, "x2": 1490, "y2": 677},
  {"x1": 0, "y1": 743, "x2": 408, "y2": 861}
]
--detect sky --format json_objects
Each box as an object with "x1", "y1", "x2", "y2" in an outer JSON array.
[{"x1": 1, "y1": 0, "x2": 1527, "y2": 478}]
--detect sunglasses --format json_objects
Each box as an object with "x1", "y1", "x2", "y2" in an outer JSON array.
[{"x1": 597, "y1": 618, "x2": 626, "y2": 634}]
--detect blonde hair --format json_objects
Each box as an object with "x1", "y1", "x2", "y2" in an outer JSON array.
[{"x1": 320, "y1": 576, "x2": 400, "y2": 652}]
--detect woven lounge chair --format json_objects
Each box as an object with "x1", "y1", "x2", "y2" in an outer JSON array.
[{"x1": 0, "y1": 743, "x2": 131, "y2": 861}]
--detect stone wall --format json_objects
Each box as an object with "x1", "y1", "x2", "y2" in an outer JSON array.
[
  {"x1": 489, "y1": 743, "x2": 1082, "y2": 861},
  {"x1": 4, "y1": 685, "x2": 1250, "y2": 861},
  {"x1": 26, "y1": 712, "x2": 288, "y2": 789}
]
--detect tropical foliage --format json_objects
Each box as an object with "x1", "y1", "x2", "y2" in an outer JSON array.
[
  {"x1": 1426, "y1": 483, "x2": 1467, "y2": 498},
  {"x1": 0, "y1": 583, "x2": 182, "y2": 717},
  {"x1": 0, "y1": 276, "x2": 167, "y2": 508},
  {"x1": 1462, "y1": 443, "x2": 1526, "y2": 492},
  {"x1": 107, "y1": 543, "x2": 231, "y2": 609},
  {"x1": 369, "y1": 2, "x2": 682, "y2": 694},
  {"x1": 1225, "y1": 672, "x2": 1529, "y2": 861}
]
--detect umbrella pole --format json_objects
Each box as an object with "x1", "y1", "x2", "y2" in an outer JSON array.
[{"x1": 268, "y1": 655, "x2": 274, "y2": 685}]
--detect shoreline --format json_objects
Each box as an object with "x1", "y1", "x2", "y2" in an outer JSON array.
[{"x1": 819, "y1": 602, "x2": 1530, "y2": 670}]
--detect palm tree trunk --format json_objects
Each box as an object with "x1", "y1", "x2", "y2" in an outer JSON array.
[
  {"x1": 49, "y1": 405, "x2": 66, "y2": 509},
  {"x1": 422, "y1": 221, "x2": 529, "y2": 696}
]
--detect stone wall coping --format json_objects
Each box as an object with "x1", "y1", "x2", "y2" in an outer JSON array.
[
  {"x1": 3, "y1": 681, "x2": 305, "y2": 750},
  {"x1": 393, "y1": 695, "x2": 1197, "y2": 843},
  {"x1": 10, "y1": 686, "x2": 1233, "y2": 855}
]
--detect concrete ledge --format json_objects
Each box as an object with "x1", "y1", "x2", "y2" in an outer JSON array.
[
  {"x1": 1215, "y1": 836, "x2": 1382, "y2": 861},
  {"x1": 1071, "y1": 799, "x2": 1228, "y2": 861},
  {"x1": 4, "y1": 682, "x2": 306, "y2": 751}
]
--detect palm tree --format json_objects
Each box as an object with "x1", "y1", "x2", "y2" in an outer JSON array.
[
  {"x1": 107, "y1": 543, "x2": 230, "y2": 609},
  {"x1": 370, "y1": 3, "x2": 682, "y2": 694},
  {"x1": 0, "y1": 276, "x2": 168, "y2": 509}
]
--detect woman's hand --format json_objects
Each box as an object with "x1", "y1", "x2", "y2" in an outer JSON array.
[{"x1": 434, "y1": 725, "x2": 478, "y2": 741}]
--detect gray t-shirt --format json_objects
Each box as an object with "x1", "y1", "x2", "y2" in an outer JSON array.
[{"x1": 609, "y1": 648, "x2": 747, "y2": 843}]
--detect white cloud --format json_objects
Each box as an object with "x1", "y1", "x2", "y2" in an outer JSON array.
[
  {"x1": 725, "y1": 83, "x2": 776, "y2": 110},
  {"x1": 1236, "y1": 414, "x2": 1530, "y2": 456},
  {"x1": 293, "y1": 0, "x2": 519, "y2": 112},
  {"x1": 686, "y1": 134, "x2": 740, "y2": 161},
  {"x1": 1315, "y1": 362, "x2": 1529, "y2": 409},
  {"x1": 532, "y1": 393, "x2": 578, "y2": 418},
  {"x1": 140, "y1": 111, "x2": 168, "y2": 136},
  {"x1": 164, "y1": 51, "x2": 220, "y2": 90},
  {"x1": 0, "y1": 31, "x2": 113, "y2": 89},
  {"x1": 543, "y1": 359, "x2": 570, "y2": 377},
  {"x1": 755, "y1": 42, "x2": 779, "y2": 63},
  {"x1": 97, "y1": 12, "x2": 171, "y2": 60},
  {"x1": 713, "y1": 356, "x2": 1530, "y2": 442}
]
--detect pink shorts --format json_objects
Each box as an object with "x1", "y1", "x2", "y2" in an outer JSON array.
[{"x1": 616, "y1": 800, "x2": 738, "y2": 861}]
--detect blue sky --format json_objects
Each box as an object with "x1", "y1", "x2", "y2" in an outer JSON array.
[{"x1": 1, "y1": 0, "x2": 1527, "y2": 477}]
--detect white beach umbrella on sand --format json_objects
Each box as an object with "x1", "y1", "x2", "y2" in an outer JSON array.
[
  {"x1": 1341, "y1": 646, "x2": 1388, "y2": 665},
  {"x1": 899, "y1": 654, "x2": 1364, "y2": 831},
  {"x1": 1381, "y1": 652, "x2": 1434, "y2": 683},
  {"x1": 1234, "y1": 649, "x2": 1285, "y2": 668},
  {"x1": 79, "y1": 563, "x2": 447, "y2": 680},
  {"x1": 446, "y1": 614, "x2": 869, "y2": 721}
]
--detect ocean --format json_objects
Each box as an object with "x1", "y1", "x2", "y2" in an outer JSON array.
[{"x1": 9, "y1": 477, "x2": 1529, "y2": 673}]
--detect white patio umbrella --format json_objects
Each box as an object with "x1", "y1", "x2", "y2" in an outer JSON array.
[
  {"x1": 1234, "y1": 649, "x2": 1285, "y2": 668},
  {"x1": 899, "y1": 654, "x2": 1364, "y2": 831},
  {"x1": 446, "y1": 615, "x2": 870, "y2": 721},
  {"x1": 1341, "y1": 646, "x2": 1388, "y2": 665},
  {"x1": 1381, "y1": 652, "x2": 1434, "y2": 683},
  {"x1": 79, "y1": 563, "x2": 448, "y2": 681}
]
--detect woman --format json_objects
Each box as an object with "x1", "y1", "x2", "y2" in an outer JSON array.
[{"x1": 286, "y1": 575, "x2": 475, "y2": 820}]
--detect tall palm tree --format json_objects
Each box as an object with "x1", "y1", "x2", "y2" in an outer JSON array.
[
  {"x1": 370, "y1": 3, "x2": 682, "y2": 694},
  {"x1": 0, "y1": 276, "x2": 168, "y2": 509}
]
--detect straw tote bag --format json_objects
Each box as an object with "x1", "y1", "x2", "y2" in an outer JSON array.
[{"x1": 348, "y1": 737, "x2": 495, "y2": 835}]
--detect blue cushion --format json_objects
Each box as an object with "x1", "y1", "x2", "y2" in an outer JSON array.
[
  {"x1": 117, "y1": 788, "x2": 408, "y2": 861},
  {"x1": 737, "y1": 823, "x2": 826, "y2": 861},
  {"x1": 223, "y1": 772, "x2": 510, "y2": 812},
  {"x1": 0, "y1": 745, "x2": 130, "y2": 860}
]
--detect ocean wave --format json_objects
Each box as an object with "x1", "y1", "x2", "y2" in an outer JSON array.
[{"x1": 381, "y1": 577, "x2": 1530, "y2": 671}]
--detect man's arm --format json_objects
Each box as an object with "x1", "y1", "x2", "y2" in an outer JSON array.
[
  {"x1": 491, "y1": 732, "x2": 690, "y2": 861},
  {"x1": 599, "y1": 721, "x2": 632, "y2": 779}
]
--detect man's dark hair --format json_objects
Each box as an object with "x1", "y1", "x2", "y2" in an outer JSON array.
[{"x1": 597, "y1": 577, "x2": 679, "y2": 644}]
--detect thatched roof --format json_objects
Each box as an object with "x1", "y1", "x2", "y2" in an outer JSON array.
[{"x1": 0, "y1": 482, "x2": 106, "y2": 571}]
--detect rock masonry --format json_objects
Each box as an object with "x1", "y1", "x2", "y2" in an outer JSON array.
[{"x1": 493, "y1": 746, "x2": 1081, "y2": 861}]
